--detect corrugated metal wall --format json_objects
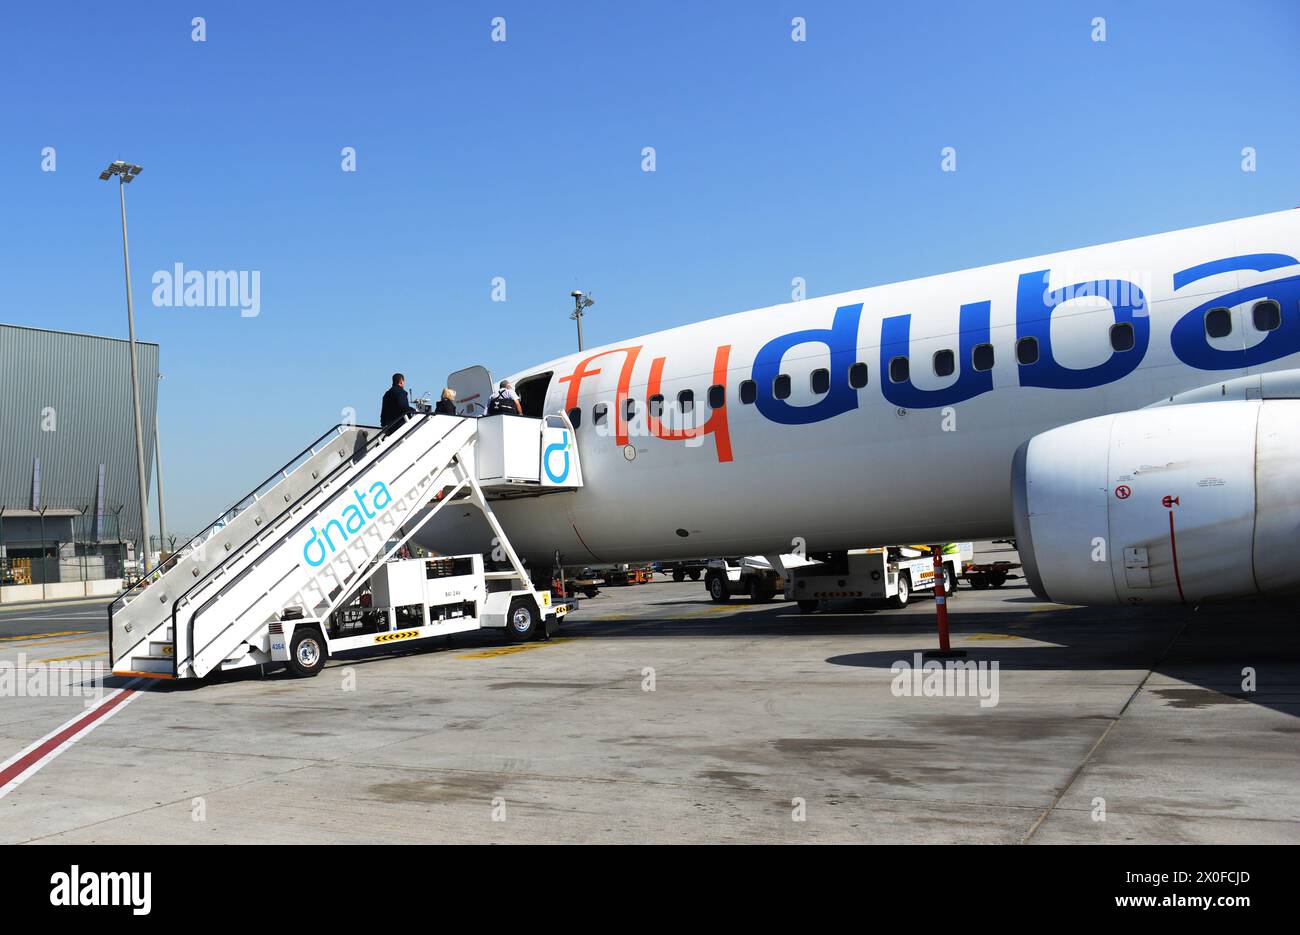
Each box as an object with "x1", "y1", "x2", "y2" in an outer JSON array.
[{"x1": 0, "y1": 323, "x2": 159, "y2": 545}]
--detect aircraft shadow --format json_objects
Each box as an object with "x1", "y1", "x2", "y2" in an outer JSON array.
[{"x1": 566, "y1": 591, "x2": 1300, "y2": 718}]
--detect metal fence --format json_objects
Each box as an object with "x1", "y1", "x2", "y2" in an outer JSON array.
[{"x1": 0, "y1": 507, "x2": 131, "y2": 588}]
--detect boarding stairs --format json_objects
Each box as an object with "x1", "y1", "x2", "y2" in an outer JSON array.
[{"x1": 109, "y1": 412, "x2": 580, "y2": 679}]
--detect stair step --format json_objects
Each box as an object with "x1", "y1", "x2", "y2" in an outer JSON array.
[
  {"x1": 148, "y1": 641, "x2": 175, "y2": 656},
  {"x1": 122, "y1": 656, "x2": 173, "y2": 674}
]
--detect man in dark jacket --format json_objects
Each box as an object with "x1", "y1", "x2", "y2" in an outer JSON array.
[{"x1": 381, "y1": 373, "x2": 416, "y2": 431}]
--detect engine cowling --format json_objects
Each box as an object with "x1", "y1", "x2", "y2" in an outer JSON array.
[{"x1": 1011, "y1": 399, "x2": 1300, "y2": 605}]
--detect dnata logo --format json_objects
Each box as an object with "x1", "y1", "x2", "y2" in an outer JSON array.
[
  {"x1": 50, "y1": 865, "x2": 152, "y2": 915},
  {"x1": 303, "y1": 481, "x2": 393, "y2": 567},
  {"x1": 543, "y1": 431, "x2": 571, "y2": 483}
]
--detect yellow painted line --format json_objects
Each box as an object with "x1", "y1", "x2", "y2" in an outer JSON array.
[
  {"x1": 0, "y1": 630, "x2": 92, "y2": 642},
  {"x1": 0, "y1": 636, "x2": 102, "y2": 651},
  {"x1": 39, "y1": 652, "x2": 108, "y2": 663},
  {"x1": 681, "y1": 605, "x2": 744, "y2": 617},
  {"x1": 457, "y1": 638, "x2": 574, "y2": 660},
  {"x1": 966, "y1": 633, "x2": 1021, "y2": 641}
]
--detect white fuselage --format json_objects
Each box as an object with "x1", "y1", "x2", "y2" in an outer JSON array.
[{"x1": 420, "y1": 209, "x2": 1300, "y2": 566}]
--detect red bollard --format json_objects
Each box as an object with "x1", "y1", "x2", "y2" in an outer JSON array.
[{"x1": 924, "y1": 544, "x2": 966, "y2": 659}]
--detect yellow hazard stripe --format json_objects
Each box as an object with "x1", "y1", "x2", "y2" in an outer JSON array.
[{"x1": 374, "y1": 630, "x2": 420, "y2": 644}]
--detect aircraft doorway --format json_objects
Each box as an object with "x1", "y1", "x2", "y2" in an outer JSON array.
[{"x1": 515, "y1": 372, "x2": 553, "y2": 417}]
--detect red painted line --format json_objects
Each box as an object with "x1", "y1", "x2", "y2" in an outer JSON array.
[
  {"x1": 1168, "y1": 510, "x2": 1186, "y2": 604},
  {"x1": 0, "y1": 680, "x2": 143, "y2": 799}
]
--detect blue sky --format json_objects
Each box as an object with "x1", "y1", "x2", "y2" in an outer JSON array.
[{"x1": 2, "y1": 1, "x2": 1298, "y2": 536}]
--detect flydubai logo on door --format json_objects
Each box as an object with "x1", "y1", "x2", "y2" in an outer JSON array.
[
  {"x1": 303, "y1": 481, "x2": 394, "y2": 567},
  {"x1": 543, "y1": 431, "x2": 572, "y2": 483}
]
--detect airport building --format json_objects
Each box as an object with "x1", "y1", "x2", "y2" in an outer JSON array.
[{"x1": 0, "y1": 323, "x2": 160, "y2": 602}]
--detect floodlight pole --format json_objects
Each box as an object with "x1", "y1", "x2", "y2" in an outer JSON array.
[
  {"x1": 570, "y1": 291, "x2": 593, "y2": 352},
  {"x1": 572, "y1": 308, "x2": 585, "y2": 351},
  {"x1": 108, "y1": 165, "x2": 154, "y2": 575}
]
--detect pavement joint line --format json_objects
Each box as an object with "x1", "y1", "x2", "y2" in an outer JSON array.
[
  {"x1": 13, "y1": 758, "x2": 328, "y2": 845},
  {"x1": 1019, "y1": 613, "x2": 1192, "y2": 844},
  {"x1": 1026, "y1": 805, "x2": 1300, "y2": 824}
]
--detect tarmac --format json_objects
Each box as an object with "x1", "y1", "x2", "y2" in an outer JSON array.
[{"x1": 0, "y1": 544, "x2": 1296, "y2": 844}]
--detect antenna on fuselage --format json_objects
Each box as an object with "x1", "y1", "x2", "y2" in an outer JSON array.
[{"x1": 570, "y1": 290, "x2": 595, "y2": 351}]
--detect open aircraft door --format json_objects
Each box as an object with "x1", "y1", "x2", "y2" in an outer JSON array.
[{"x1": 448, "y1": 365, "x2": 493, "y2": 417}]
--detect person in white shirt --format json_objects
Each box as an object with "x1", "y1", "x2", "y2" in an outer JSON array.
[{"x1": 489, "y1": 379, "x2": 523, "y2": 415}]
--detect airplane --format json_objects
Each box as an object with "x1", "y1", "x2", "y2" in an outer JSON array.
[{"x1": 421, "y1": 208, "x2": 1300, "y2": 608}]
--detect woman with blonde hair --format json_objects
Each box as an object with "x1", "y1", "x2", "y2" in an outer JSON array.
[{"x1": 434, "y1": 387, "x2": 457, "y2": 415}]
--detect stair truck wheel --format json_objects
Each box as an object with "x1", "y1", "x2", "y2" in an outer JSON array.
[
  {"x1": 287, "y1": 626, "x2": 327, "y2": 678},
  {"x1": 749, "y1": 577, "x2": 776, "y2": 603},
  {"x1": 707, "y1": 571, "x2": 731, "y2": 603},
  {"x1": 891, "y1": 574, "x2": 910, "y2": 609},
  {"x1": 506, "y1": 596, "x2": 540, "y2": 642},
  {"x1": 688, "y1": 569, "x2": 701, "y2": 581},
  {"x1": 673, "y1": 568, "x2": 686, "y2": 582},
  {"x1": 797, "y1": 600, "x2": 819, "y2": 615}
]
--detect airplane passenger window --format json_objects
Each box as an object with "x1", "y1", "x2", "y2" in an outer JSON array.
[
  {"x1": 739, "y1": 380, "x2": 757, "y2": 404},
  {"x1": 625, "y1": 398, "x2": 636, "y2": 421},
  {"x1": 593, "y1": 403, "x2": 607, "y2": 425},
  {"x1": 678, "y1": 390, "x2": 694, "y2": 413},
  {"x1": 567, "y1": 407, "x2": 582, "y2": 428},
  {"x1": 1205, "y1": 307, "x2": 1232, "y2": 339},
  {"x1": 972, "y1": 343, "x2": 994, "y2": 371},
  {"x1": 648, "y1": 394, "x2": 664, "y2": 419},
  {"x1": 889, "y1": 357, "x2": 909, "y2": 383},
  {"x1": 1110, "y1": 322, "x2": 1135, "y2": 352},
  {"x1": 933, "y1": 350, "x2": 955, "y2": 377},
  {"x1": 708, "y1": 384, "x2": 725, "y2": 409},
  {"x1": 1253, "y1": 300, "x2": 1282, "y2": 332},
  {"x1": 810, "y1": 368, "x2": 830, "y2": 394},
  {"x1": 773, "y1": 375, "x2": 792, "y2": 399},
  {"x1": 1016, "y1": 337, "x2": 1039, "y2": 366},
  {"x1": 848, "y1": 362, "x2": 869, "y2": 388}
]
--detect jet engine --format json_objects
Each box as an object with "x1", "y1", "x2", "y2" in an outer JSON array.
[{"x1": 1011, "y1": 399, "x2": 1300, "y2": 605}]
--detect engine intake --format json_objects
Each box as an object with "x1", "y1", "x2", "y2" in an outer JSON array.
[{"x1": 1011, "y1": 399, "x2": 1300, "y2": 605}]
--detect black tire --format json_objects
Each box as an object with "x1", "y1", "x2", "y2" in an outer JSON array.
[
  {"x1": 707, "y1": 572, "x2": 731, "y2": 603},
  {"x1": 890, "y1": 574, "x2": 910, "y2": 609},
  {"x1": 989, "y1": 572, "x2": 1007, "y2": 589},
  {"x1": 943, "y1": 564, "x2": 958, "y2": 599},
  {"x1": 287, "y1": 626, "x2": 327, "y2": 678},
  {"x1": 582, "y1": 588, "x2": 599, "y2": 599},
  {"x1": 672, "y1": 569, "x2": 686, "y2": 582},
  {"x1": 798, "y1": 599, "x2": 819, "y2": 614},
  {"x1": 506, "y1": 597, "x2": 539, "y2": 642},
  {"x1": 749, "y1": 578, "x2": 775, "y2": 603},
  {"x1": 687, "y1": 569, "x2": 701, "y2": 581}
]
